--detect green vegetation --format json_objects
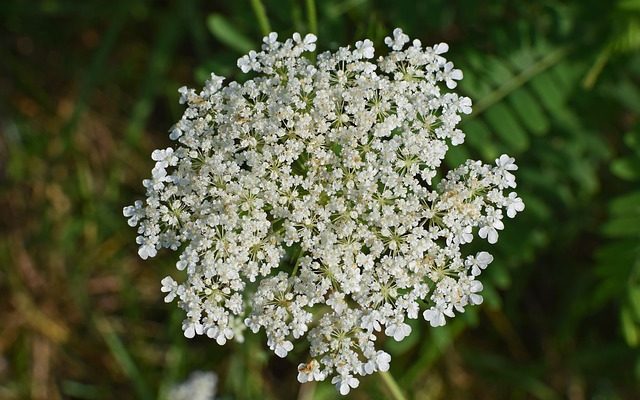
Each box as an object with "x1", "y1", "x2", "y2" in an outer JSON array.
[{"x1": 1, "y1": 0, "x2": 639, "y2": 398}]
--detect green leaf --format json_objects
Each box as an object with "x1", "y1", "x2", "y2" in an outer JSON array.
[
  {"x1": 207, "y1": 14, "x2": 254, "y2": 54},
  {"x1": 624, "y1": 128, "x2": 640, "y2": 156},
  {"x1": 482, "y1": 284, "x2": 502, "y2": 309},
  {"x1": 530, "y1": 71, "x2": 565, "y2": 112},
  {"x1": 610, "y1": 191, "x2": 640, "y2": 215},
  {"x1": 595, "y1": 241, "x2": 636, "y2": 276},
  {"x1": 485, "y1": 58, "x2": 514, "y2": 87},
  {"x1": 463, "y1": 119, "x2": 499, "y2": 159},
  {"x1": 484, "y1": 103, "x2": 530, "y2": 152},
  {"x1": 603, "y1": 78, "x2": 640, "y2": 111},
  {"x1": 603, "y1": 215, "x2": 640, "y2": 237},
  {"x1": 488, "y1": 261, "x2": 511, "y2": 289},
  {"x1": 471, "y1": 45, "x2": 569, "y2": 117},
  {"x1": 569, "y1": 159, "x2": 599, "y2": 195},
  {"x1": 628, "y1": 287, "x2": 640, "y2": 320},
  {"x1": 508, "y1": 88, "x2": 549, "y2": 136},
  {"x1": 459, "y1": 69, "x2": 485, "y2": 98},
  {"x1": 519, "y1": 193, "x2": 551, "y2": 221},
  {"x1": 549, "y1": 61, "x2": 578, "y2": 95},
  {"x1": 508, "y1": 46, "x2": 537, "y2": 71},
  {"x1": 622, "y1": 306, "x2": 639, "y2": 347},
  {"x1": 611, "y1": 156, "x2": 640, "y2": 181},
  {"x1": 619, "y1": 0, "x2": 640, "y2": 11},
  {"x1": 611, "y1": 18, "x2": 640, "y2": 54}
]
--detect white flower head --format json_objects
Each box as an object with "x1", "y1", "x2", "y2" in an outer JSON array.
[
  {"x1": 125, "y1": 29, "x2": 523, "y2": 395},
  {"x1": 354, "y1": 39, "x2": 375, "y2": 59},
  {"x1": 237, "y1": 50, "x2": 259, "y2": 73},
  {"x1": 297, "y1": 360, "x2": 325, "y2": 383},
  {"x1": 332, "y1": 374, "x2": 360, "y2": 395},
  {"x1": 434, "y1": 42, "x2": 449, "y2": 54},
  {"x1": 263, "y1": 32, "x2": 278, "y2": 48},
  {"x1": 466, "y1": 251, "x2": 494, "y2": 276},
  {"x1": 293, "y1": 32, "x2": 317, "y2": 52},
  {"x1": 442, "y1": 61, "x2": 464, "y2": 89},
  {"x1": 496, "y1": 154, "x2": 518, "y2": 188},
  {"x1": 384, "y1": 28, "x2": 410, "y2": 50},
  {"x1": 151, "y1": 147, "x2": 178, "y2": 168},
  {"x1": 505, "y1": 191, "x2": 525, "y2": 218},
  {"x1": 160, "y1": 276, "x2": 179, "y2": 302}
]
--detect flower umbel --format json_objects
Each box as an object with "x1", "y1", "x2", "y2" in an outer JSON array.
[{"x1": 124, "y1": 29, "x2": 523, "y2": 395}]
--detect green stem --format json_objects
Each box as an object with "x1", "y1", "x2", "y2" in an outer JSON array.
[
  {"x1": 379, "y1": 370, "x2": 408, "y2": 400},
  {"x1": 305, "y1": 0, "x2": 318, "y2": 35},
  {"x1": 250, "y1": 0, "x2": 271, "y2": 37},
  {"x1": 290, "y1": 246, "x2": 303, "y2": 277}
]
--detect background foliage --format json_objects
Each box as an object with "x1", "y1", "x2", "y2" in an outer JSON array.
[{"x1": 1, "y1": 0, "x2": 640, "y2": 398}]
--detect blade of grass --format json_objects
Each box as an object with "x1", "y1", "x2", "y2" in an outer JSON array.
[
  {"x1": 95, "y1": 316, "x2": 153, "y2": 400},
  {"x1": 250, "y1": 0, "x2": 271, "y2": 36}
]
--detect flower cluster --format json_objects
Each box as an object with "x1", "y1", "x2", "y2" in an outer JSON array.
[{"x1": 124, "y1": 28, "x2": 524, "y2": 395}]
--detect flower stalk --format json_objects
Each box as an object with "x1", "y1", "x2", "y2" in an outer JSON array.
[{"x1": 380, "y1": 371, "x2": 408, "y2": 400}]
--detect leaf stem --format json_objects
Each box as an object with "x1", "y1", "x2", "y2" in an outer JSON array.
[
  {"x1": 250, "y1": 0, "x2": 272, "y2": 37},
  {"x1": 379, "y1": 370, "x2": 408, "y2": 400}
]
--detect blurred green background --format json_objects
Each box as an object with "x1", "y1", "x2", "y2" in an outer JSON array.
[{"x1": 2, "y1": 0, "x2": 640, "y2": 399}]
